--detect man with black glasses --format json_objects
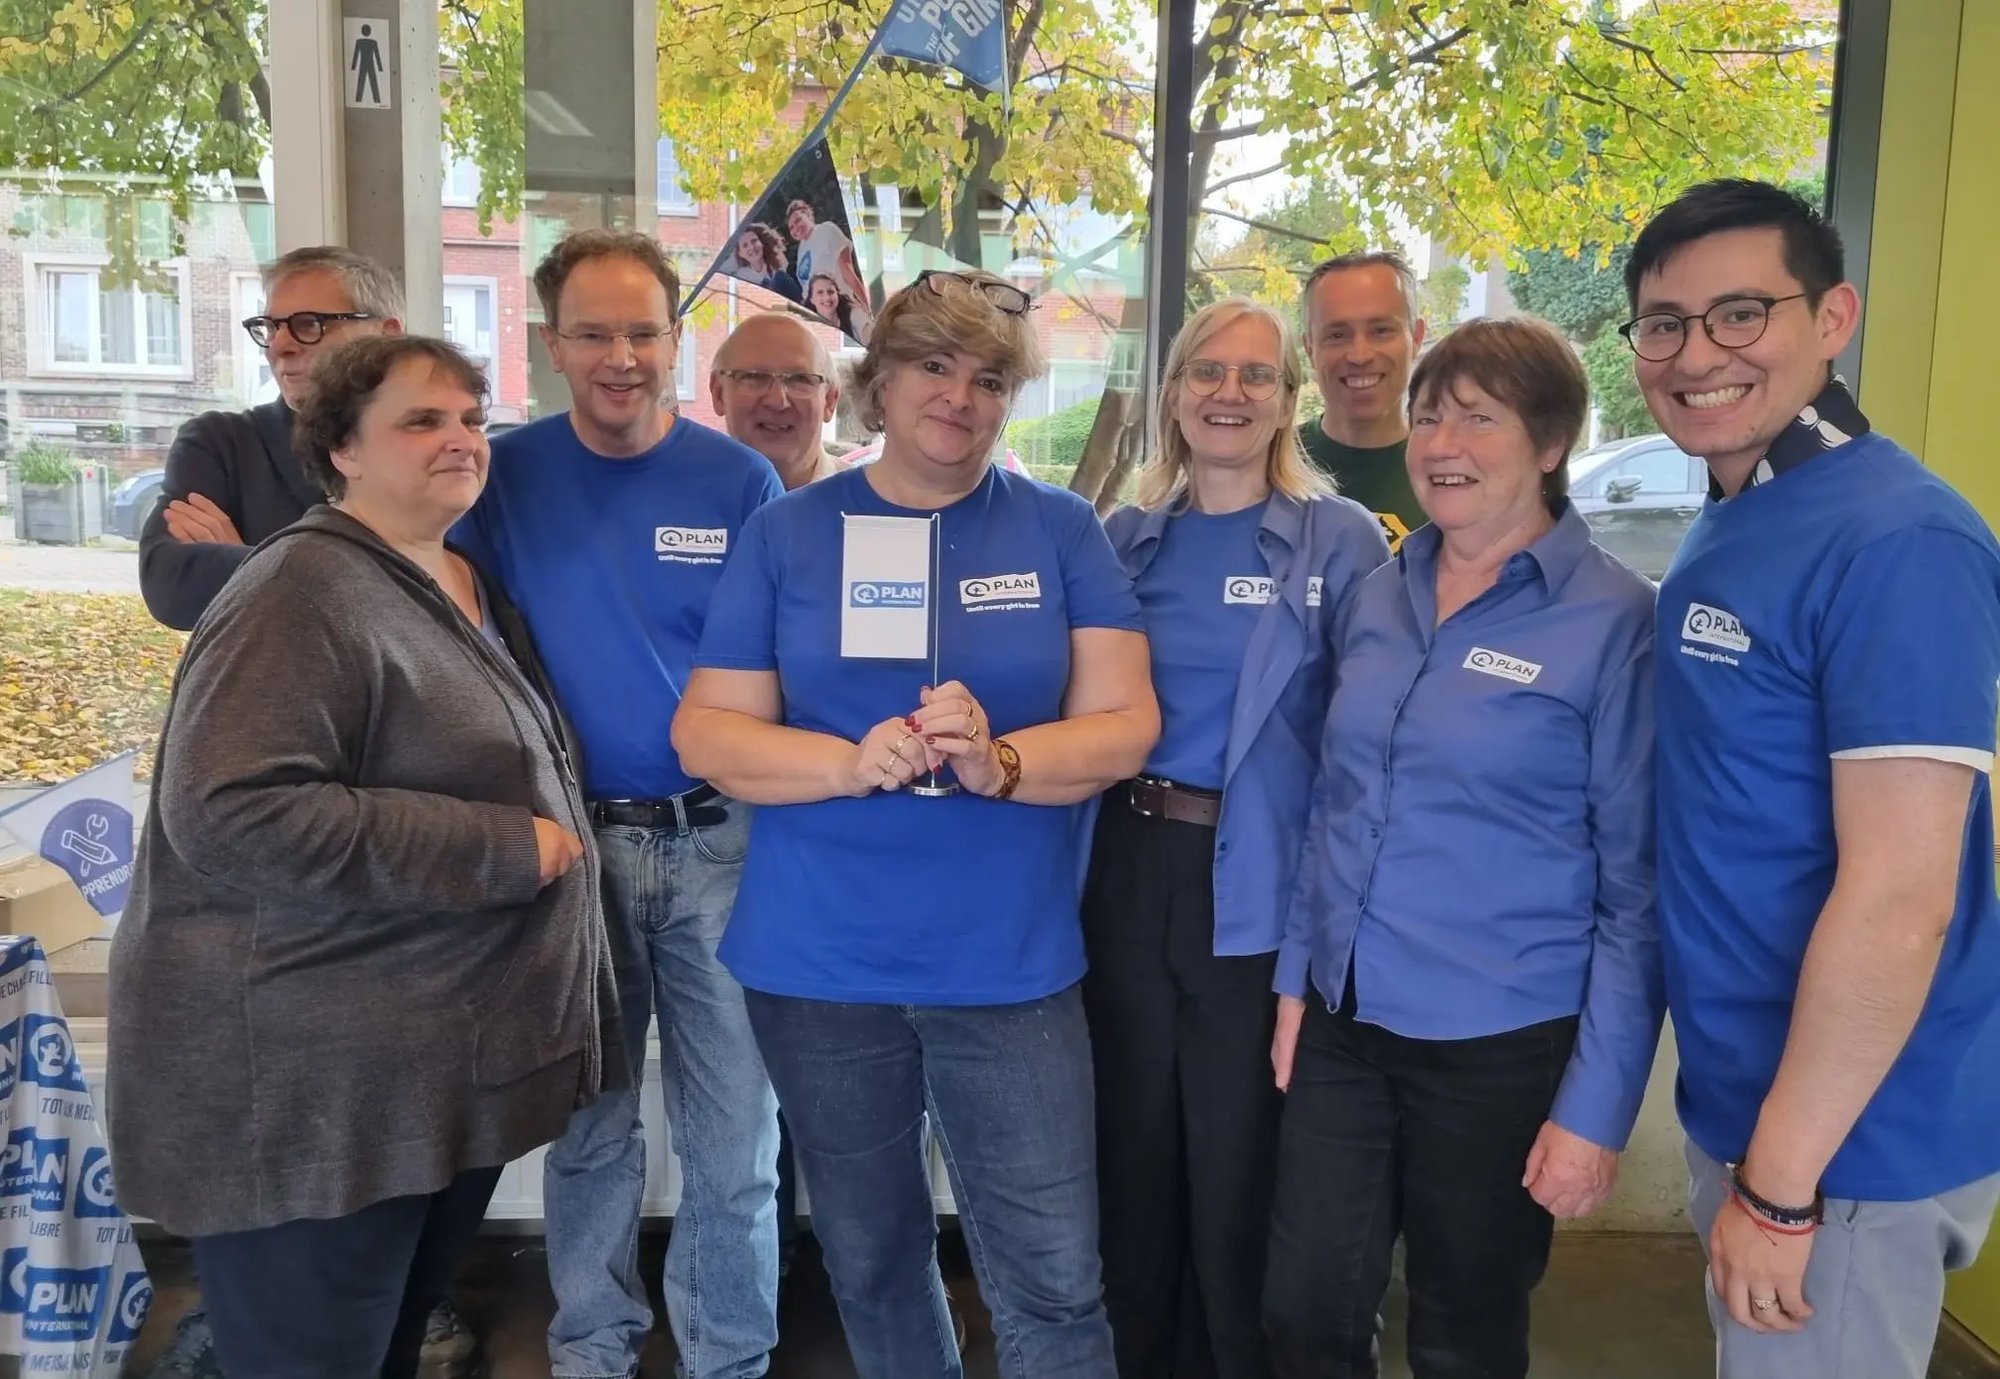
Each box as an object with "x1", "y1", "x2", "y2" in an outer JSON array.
[
  {"x1": 711, "y1": 312, "x2": 846, "y2": 491},
  {"x1": 138, "y1": 245, "x2": 403, "y2": 630},
  {"x1": 1629, "y1": 178, "x2": 2000, "y2": 1379}
]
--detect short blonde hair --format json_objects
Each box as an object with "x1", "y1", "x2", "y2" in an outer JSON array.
[
  {"x1": 850, "y1": 271, "x2": 1047, "y2": 433},
  {"x1": 1138, "y1": 297, "x2": 1330, "y2": 511}
]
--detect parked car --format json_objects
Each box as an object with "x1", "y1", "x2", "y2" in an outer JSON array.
[
  {"x1": 1567, "y1": 433, "x2": 1705, "y2": 581},
  {"x1": 109, "y1": 467, "x2": 166, "y2": 541}
]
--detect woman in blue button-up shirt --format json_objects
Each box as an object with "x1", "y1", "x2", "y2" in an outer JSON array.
[
  {"x1": 1086, "y1": 297, "x2": 1388, "y2": 1379},
  {"x1": 1263, "y1": 315, "x2": 1664, "y2": 1379}
]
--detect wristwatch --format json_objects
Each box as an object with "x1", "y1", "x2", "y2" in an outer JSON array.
[{"x1": 992, "y1": 738, "x2": 1022, "y2": 800}]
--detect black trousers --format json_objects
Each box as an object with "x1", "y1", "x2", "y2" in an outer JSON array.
[
  {"x1": 191, "y1": 1165, "x2": 503, "y2": 1379},
  {"x1": 1263, "y1": 993, "x2": 1577, "y2": 1379},
  {"x1": 1081, "y1": 792, "x2": 1284, "y2": 1379}
]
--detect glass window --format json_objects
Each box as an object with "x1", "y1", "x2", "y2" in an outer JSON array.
[
  {"x1": 442, "y1": 278, "x2": 498, "y2": 367},
  {"x1": 28, "y1": 260, "x2": 190, "y2": 373},
  {"x1": 658, "y1": 138, "x2": 697, "y2": 216},
  {"x1": 443, "y1": 150, "x2": 483, "y2": 206}
]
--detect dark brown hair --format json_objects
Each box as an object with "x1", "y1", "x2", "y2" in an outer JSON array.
[
  {"x1": 532, "y1": 229, "x2": 682, "y2": 328},
  {"x1": 1407, "y1": 315, "x2": 1587, "y2": 515},
  {"x1": 293, "y1": 335, "x2": 488, "y2": 499}
]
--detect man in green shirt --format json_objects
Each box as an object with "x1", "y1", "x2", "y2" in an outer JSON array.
[{"x1": 1299, "y1": 250, "x2": 1430, "y2": 550}]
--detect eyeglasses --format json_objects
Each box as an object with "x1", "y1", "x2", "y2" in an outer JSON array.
[
  {"x1": 242, "y1": 311, "x2": 373, "y2": 346},
  {"x1": 716, "y1": 368, "x2": 829, "y2": 399},
  {"x1": 1176, "y1": 360, "x2": 1283, "y2": 401},
  {"x1": 553, "y1": 326, "x2": 675, "y2": 353},
  {"x1": 913, "y1": 270, "x2": 1032, "y2": 316},
  {"x1": 1618, "y1": 294, "x2": 1809, "y2": 362}
]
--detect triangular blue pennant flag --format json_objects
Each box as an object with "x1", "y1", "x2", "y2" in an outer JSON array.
[
  {"x1": 878, "y1": 0, "x2": 1008, "y2": 95},
  {"x1": 716, "y1": 138, "x2": 877, "y2": 347}
]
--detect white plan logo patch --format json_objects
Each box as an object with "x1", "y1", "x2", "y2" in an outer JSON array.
[
  {"x1": 960, "y1": 572, "x2": 1042, "y2": 611},
  {"x1": 1463, "y1": 647, "x2": 1542, "y2": 685},
  {"x1": 1223, "y1": 576, "x2": 1277, "y2": 606},
  {"x1": 1681, "y1": 602, "x2": 1751, "y2": 653},
  {"x1": 655, "y1": 526, "x2": 729, "y2": 564},
  {"x1": 1306, "y1": 577, "x2": 1324, "y2": 608}
]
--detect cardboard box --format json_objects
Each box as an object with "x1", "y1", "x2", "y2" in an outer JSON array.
[{"x1": 0, "y1": 855, "x2": 109, "y2": 957}]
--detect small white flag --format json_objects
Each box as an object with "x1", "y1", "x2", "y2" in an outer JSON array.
[
  {"x1": 841, "y1": 515, "x2": 933, "y2": 661},
  {"x1": 0, "y1": 756, "x2": 138, "y2": 928}
]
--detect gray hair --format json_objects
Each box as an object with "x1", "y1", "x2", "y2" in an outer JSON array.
[
  {"x1": 1302, "y1": 250, "x2": 1420, "y2": 331},
  {"x1": 262, "y1": 246, "x2": 406, "y2": 322}
]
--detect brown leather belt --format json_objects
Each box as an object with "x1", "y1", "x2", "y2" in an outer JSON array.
[{"x1": 1126, "y1": 775, "x2": 1222, "y2": 828}]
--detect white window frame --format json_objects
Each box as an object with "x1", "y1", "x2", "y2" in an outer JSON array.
[
  {"x1": 231, "y1": 272, "x2": 276, "y2": 405},
  {"x1": 675, "y1": 330, "x2": 697, "y2": 399},
  {"x1": 23, "y1": 252, "x2": 195, "y2": 381},
  {"x1": 657, "y1": 137, "x2": 698, "y2": 217},
  {"x1": 442, "y1": 148, "x2": 482, "y2": 207},
  {"x1": 441, "y1": 274, "x2": 501, "y2": 369}
]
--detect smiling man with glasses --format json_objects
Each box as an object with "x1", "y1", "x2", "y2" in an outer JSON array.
[
  {"x1": 136, "y1": 245, "x2": 404, "y2": 631},
  {"x1": 711, "y1": 312, "x2": 845, "y2": 490},
  {"x1": 1629, "y1": 178, "x2": 2000, "y2": 1379},
  {"x1": 451, "y1": 229, "x2": 786, "y2": 1379}
]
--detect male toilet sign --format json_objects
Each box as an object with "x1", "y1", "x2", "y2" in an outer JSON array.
[{"x1": 344, "y1": 18, "x2": 392, "y2": 109}]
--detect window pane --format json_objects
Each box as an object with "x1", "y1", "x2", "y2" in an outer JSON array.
[
  {"x1": 44, "y1": 271, "x2": 93, "y2": 363},
  {"x1": 99, "y1": 286, "x2": 137, "y2": 365},
  {"x1": 145, "y1": 288, "x2": 181, "y2": 366}
]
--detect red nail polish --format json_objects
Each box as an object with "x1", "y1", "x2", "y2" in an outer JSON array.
[{"x1": 905, "y1": 716, "x2": 920, "y2": 730}]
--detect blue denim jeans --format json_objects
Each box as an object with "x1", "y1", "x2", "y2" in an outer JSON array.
[
  {"x1": 544, "y1": 798, "x2": 781, "y2": 1379},
  {"x1": 746, "y1": 984, "x2": 1117, "y2": 1379}
]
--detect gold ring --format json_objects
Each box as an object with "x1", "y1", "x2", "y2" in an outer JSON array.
[
  {"x1": 969, "y1": 722, "x2": 982, "y2": 744},
  {"x1": 892, "y1": 731, "x2": 912, "y2": 757},
  {"x1": 1750, "y1": 1298, "x2": 1778, "y2": 1312}
]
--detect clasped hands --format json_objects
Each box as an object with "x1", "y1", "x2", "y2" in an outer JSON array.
[{"x1": 845, "y1": 681, "x2": 1003, "y2": 797}]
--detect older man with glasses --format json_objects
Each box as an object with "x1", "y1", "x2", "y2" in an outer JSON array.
[
  {"x1": 137, "y1": 245, "x2": 404, "y2": 631},
  {"x1": 711, "y1": 312, "x2": 846, "y2": 491}
]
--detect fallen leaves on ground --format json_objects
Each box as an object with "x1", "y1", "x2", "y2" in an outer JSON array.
[{"x1": 0, "y1": 589, "x2": 184, "y2": 784}]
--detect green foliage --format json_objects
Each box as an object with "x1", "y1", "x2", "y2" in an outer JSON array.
[
  {"x1": 1419, "y1": 263, "x2": 1471, "y2": 328},
  {"x1": 1006, "y1": 395, "x2": 1103, "y2": 472},
  {"x1": 13, "y1": 440, "x2": 80, "y2": 486},
  {"x1": 1508, "y1": 243, "x2": 1632, "y2": 338},
  {"x1": 1581, "y1": 330, "x2": 1653, "y2": 440}
]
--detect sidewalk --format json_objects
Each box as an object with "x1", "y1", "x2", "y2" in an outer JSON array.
[{"x1": 0, "y1": 537, "x2": 141, "y2": 596}]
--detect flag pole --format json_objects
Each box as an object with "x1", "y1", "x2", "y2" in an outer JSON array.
[{"x1": 678, "y1": 21, "x2": 893, "y2": 314}]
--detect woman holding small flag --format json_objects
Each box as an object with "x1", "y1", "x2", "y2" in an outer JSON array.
[
  {"x1": 1086, "y1": 296, "x2": 1388, "y2": 1378},
  {"x1": 674, "y1": 267, "x2": 1156, "y2": 1379}
]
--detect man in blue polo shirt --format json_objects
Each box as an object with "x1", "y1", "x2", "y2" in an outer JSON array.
[
  {"x1": 455, "y1": 230, "x2": 784, "y2": 1379},
  {"x1": 1626, "y1": 178, "x2": 2000, "y2": 1379}
]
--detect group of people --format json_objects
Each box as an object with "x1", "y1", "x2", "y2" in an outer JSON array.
[
  {"x1": 724, "y1": 200, "x2": 875, "y2": 343},
  {"x1": 106, "y1": 175, "x2": 1999, "y2": 1379}
]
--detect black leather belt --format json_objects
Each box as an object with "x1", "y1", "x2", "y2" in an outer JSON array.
[
  {"x1": 589, "y1": 783, "x2": 727, "y2": 829},
  {"x1": 1126, "y1": 775, "x2": 1222, "y2": 828}
]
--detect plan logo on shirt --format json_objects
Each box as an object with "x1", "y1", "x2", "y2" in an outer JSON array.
[
  {"x1": 1680, "y1": 602, "x2": 1751, "y2": 666},
  {"x1": 960, "y1": 572, "x2": 1042, "y2": 612},
  {"x1": 1223, "y1": 576, "x2": 1277, "y2": 606},
  {"x1": 654, "y1": 526, "x2": 730, "y2": 566},
  {"x1": 848, "y1": 581, "x2": 926, "y2": 609},
  {"x1": 1306, "y1": 577, "x2": 1324, "y2": 609},
  {"x1": 21, "y1": 1014, "x2": 87, "y2": 1093},
  {"x1": 1463, "y1": 648, "x2": 1543, "y2": 685}
]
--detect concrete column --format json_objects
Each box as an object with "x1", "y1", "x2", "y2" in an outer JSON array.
[
  {"x1": 340, "y1": 0, "x2": 443, "y2": 333},
  {"x1": 269, "y1": 0, "x2": 347, "y2": 252}
]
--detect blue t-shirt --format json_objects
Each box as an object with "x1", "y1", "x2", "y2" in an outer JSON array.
[
  {"x1": 694, "y1": 465, "x2": 1144, "y2": 1005},
  {"x1": 1134, "y1": 503, "x2": 1269, "y2": 790},
  {"x1": 1657, "y1": 432, "x2": 2000, "y2": 1200},
  {"x1": 452, "y1": 413, "x2": 783, "y2": 799}
]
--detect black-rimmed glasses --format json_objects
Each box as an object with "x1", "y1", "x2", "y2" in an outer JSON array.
[
  {"x1": 914, "y1": 270, "x2": 1032, "y2": 316},
  {"x1": 1176, "y1": 360, "x2": 1283, "y2": 401},
  {"x1": 715, "y1": 368, "x2": 829, "y2": 399},
  {"x1": 242, "y1": 311, "x2": 374, "y2": 346},
  {"x1": 1618, "y1": 294, "x2": 1809, "y2": 362}
]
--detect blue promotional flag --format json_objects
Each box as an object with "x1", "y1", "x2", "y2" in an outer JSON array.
[
  {"x1": 878, "y1": 0, "x2": 1008, "y2": 94},
  {"x1": 0, "y1": 756, "x2": 136, "y2": 928}
]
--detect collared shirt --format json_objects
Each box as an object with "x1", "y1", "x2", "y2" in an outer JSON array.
[
  {"x1": 1107, "y1": 492, "x2": 1388, "y2": 956},
  {"x1": 1658, "y1": 424, "x2": 2000, "y2": 1200},
  {"x1": 1278, "y1": 504, "x2": 1663, "y2": 1149}
]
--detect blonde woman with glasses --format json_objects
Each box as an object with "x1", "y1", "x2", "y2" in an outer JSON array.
[
  {"x1": 674, "y1": 268, "x2": 1157, "y2": 1379},
  {"x1": 1085, "y1": 297, "x2": 1389, "y2": 1378}
]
